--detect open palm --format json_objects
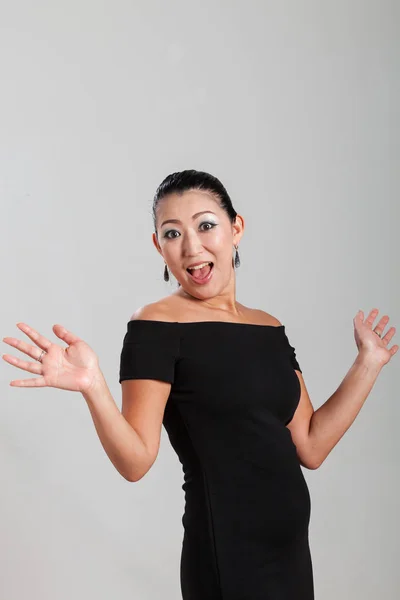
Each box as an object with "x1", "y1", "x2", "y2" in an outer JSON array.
[
  {"x1": 2, "y1": 322, "x2": 101, "y2": 393},
  {"x1": 353, "y1": 308, "x2": 398, "y2": 367}
]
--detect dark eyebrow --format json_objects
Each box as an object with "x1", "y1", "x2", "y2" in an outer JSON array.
[{"x1": 160, "y1": 211, "x2": 217, "y2": 228}]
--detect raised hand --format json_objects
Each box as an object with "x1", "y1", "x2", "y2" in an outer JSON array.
[
  {"x1": 2, "y1": 323, "x2": 102, "y2": 393},
  {"x1": 353, "y1": 308, "x2": 398, "y2": 367}
]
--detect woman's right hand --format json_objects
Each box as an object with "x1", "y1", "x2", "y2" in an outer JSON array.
[{"x1": 2, "y1": 322, "x2": 102, "y2": 394}]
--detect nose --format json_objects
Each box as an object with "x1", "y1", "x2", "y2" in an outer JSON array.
[{"x1": 181, "y1": 228, "x2": 204, "y2": 257}]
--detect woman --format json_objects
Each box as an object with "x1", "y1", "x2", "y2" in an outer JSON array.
[{"x1": 2, "y1": 169, "x2": 398, "y2": 599}]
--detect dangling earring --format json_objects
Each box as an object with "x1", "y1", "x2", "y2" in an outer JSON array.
[
  {"x1": 234, "y1": 244, "x2": 240, "y2": 268},
  {"x1": 164, "y1": 262, "x2": 169, "y2": 282}
]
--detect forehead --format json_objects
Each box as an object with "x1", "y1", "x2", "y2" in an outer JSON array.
[{"x1": 156, "y1": 190, "x2": 222, "y2": 222}]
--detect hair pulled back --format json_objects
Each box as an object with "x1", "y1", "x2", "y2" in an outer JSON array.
[{"x1": 152, "y1": 169, "x2": 237, "y2": 233}]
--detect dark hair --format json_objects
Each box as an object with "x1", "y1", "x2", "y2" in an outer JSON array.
[{"x1": 152, "y1": 169, "x2": 237, "y2": 233}]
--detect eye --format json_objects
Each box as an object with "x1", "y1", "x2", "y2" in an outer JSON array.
[
  {"x1": 199, "y1": 221, "x2": 216, "y2": 232},
  {"x1": 163, "y1": 221, "x2": 216, "y2": 239},
  {"x1": 163, "y1": 230, "x2": 179, "y2": 240}
]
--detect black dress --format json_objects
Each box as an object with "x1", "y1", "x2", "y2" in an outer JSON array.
[{"x1": 119, "y1": 319, "x2": 314, "y2": 600}]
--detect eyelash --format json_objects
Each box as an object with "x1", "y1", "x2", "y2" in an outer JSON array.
[{"x1": 163, "y1": 221, "x2": 216, "y2": 240}]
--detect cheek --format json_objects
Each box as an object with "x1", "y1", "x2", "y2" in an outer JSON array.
[
  {"x1": 160, "y1": 245, "x2": 179, "y2": 266},
  {"x1": 211, "y1": 229, "x2": 231, "y2": 249}
]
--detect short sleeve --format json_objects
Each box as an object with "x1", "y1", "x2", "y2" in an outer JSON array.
[
  {"x1": 119, "y1": 320, "x2": 180, "y2": 384},
  {"x1": 283, "y1": 328, "x2": 302, "y2": 373},
  {"x1": 289, "y1": 346, "x2": 302, "y2": 373}
]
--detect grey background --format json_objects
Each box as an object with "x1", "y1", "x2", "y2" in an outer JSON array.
[{"x1": 1, "y1": 1, "x2": 399, "y2": 598}]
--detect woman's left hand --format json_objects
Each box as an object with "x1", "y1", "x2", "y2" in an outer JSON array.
[{"x1": 354, "y1": 308, "x2": 398, "y2": 367}]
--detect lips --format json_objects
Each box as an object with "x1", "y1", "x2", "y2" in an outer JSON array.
[
  {"x1": 186, "y1": 261, "x2": 213, "y2": 272},
  {"x1": 186, "y1": 262, "x2": 214, "y2": 284}
]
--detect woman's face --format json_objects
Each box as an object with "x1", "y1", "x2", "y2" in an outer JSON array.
[{"x1": 152, "y1": 190, "x2": 244, "y2": 299}]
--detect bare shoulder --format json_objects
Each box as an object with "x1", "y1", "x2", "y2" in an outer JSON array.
[
  {"x1": 245, "y1": 307, "x2": 282, "y2": 327},
  {"x1": 129, "y1": 298, "x2": 282, "y2": 327},
  {"x1": 129, "y1": 295, "x2": 178, "y2": 322}
]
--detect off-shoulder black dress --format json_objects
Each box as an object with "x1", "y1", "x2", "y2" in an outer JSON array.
[{"x1": 119, "y1": 319, "x2": 314, "y2": 600}]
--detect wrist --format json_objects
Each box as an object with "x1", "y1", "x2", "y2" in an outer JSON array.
[
  {"x1": 81, "y1": 369, "x2": 108, "y2": 403},
  {"x1": 355, "y1": 350, "x2": 384, "y2": 372}
]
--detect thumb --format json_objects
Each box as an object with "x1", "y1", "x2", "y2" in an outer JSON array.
[
  {"x1": 52, "y1": 324, "x2": 82, "y2": 346},
  {"x1": 354, "y1": 310, "x2": 364, "y2": 323}
]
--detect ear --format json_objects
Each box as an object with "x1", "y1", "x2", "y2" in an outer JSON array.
[
  {"x1": 232, "y1": 214, "x2": 245, "y2": 246},
  {"x1": 152, "y1": 232, "x2": 163, "y2": 257}
]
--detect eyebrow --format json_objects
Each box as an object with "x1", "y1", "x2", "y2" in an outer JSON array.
[{"x1": 160, "y1": 211, "x2": 217, "y2": 228}]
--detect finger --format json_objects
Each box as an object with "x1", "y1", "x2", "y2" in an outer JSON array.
[
  {"x1": 2, "y1": 336, "x2": 46, "y2": 361},
  {"x1": 16, "y1": 323, "x2": 52, "y2": 352},
  {"x1": 2, "y1": 353, "x2": 42, "y2": 374},
  {"x1": 9, "y1": 376, "x2": 46, "y2": 387},
  {"x1": 382, "y1": 326, "x2": 396, "y2": 344},
  {"x1": 390, "y1": 345, "x2": 399, "y2": 355},
  {"x1": 375, "y1": 315, "x2": 390, "y2": 333},
  {"x1": 365, "y1": 308, "x2": 379, "y2": 328},
  {"x1": 52, "y1": 324, "x2": 82, "y2": 346}
]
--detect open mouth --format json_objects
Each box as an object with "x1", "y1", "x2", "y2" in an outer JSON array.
[{"x1": 186, "y1": 261, "x2": 214, "y2": 282}]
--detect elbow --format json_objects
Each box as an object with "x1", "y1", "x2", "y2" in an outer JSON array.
[
  {"x1": 125, "y1": 446, "x2": 158, "y2": 482},
  {"x1": 125, "y1": 468, "x2": 148, "y2": 482},
  {"x1": 299, "y1": 452, "x2": 322, "y2": 470},
  {"x1": 306, "y1": 461, "x2": 320, "y2": 470},
  {"x1": 298, "y1": 440, "x2": 323, "y2": 470},
  {"x1": 305, "y1": 455, "x2": 322, "y2": 470},
  {"x1": 125, "y1": 472, "x2": 145, "y2": 483},
  {"x1": 125, "y1": 459, "x2": 154, "y2": 482}
]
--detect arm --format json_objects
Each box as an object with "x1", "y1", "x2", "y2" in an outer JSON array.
[
  {"x1": 81, "y1": 371, "x2": 151, "y2": 482},
  {"x1": 307, "y1": 353, "x2": 382, "y2": 468},
  {"x1": 287, "y1": 353, "x2": 382, "y2": 470},
  {"x1": 287, "y1": 308, "x2": 398, "y2": 470}
]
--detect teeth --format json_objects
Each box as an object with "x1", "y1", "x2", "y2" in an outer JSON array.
[{"x1": 187, "y1": 262, "x2": 212, "y2": 271}]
